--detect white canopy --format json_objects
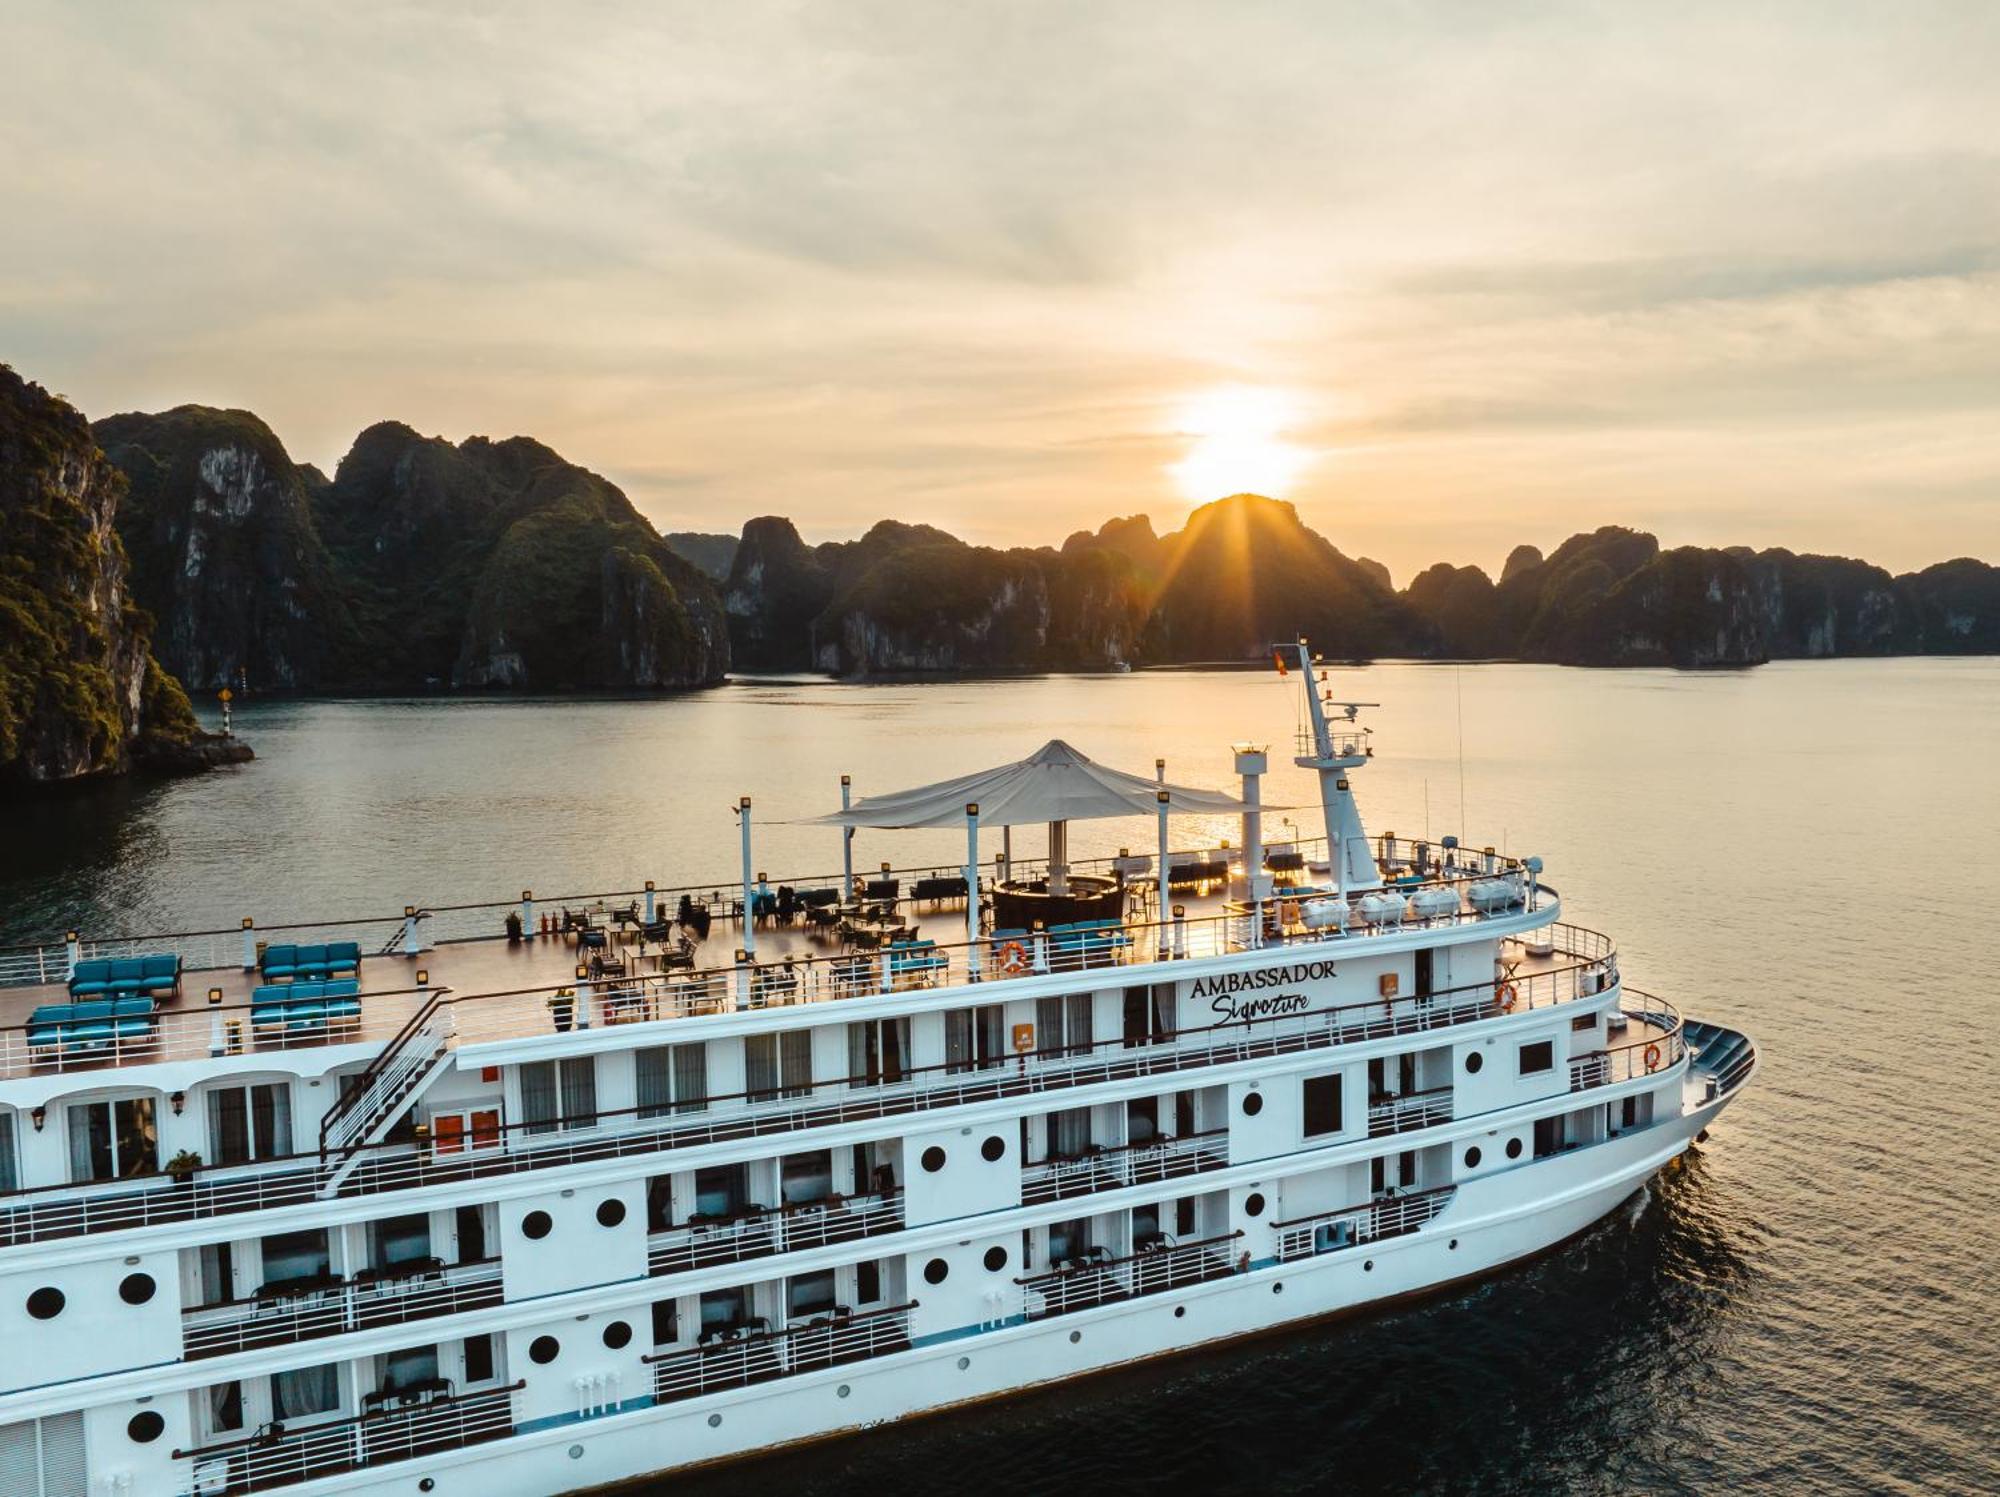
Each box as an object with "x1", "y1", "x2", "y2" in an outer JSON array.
[{"x1": 802, "y1": 739, "x2": 1255, "y2": 829}]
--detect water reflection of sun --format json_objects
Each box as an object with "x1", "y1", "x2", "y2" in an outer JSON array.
[{"x1": 1168, "y1": 387, "x2": 1311, "y2": 502}]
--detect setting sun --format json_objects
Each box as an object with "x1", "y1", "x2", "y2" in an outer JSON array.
[{"x1": 1168, "y1": 386, "x2": 1312, "y2": 502}]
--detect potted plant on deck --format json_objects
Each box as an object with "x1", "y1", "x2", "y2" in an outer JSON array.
[{"x1": 165, "y1": 1149, "x2": 203, "y2": 1186}]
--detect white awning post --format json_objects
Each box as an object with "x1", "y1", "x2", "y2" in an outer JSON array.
[
  {"x1": 1235, "y1": 745, "x2": 1269, "y2": 948},
  {"x1": 64, "y1": 929, "x2": 80, "y2": 978},
  {"x1": 734, "y1": 948, "x2": 753, "y2": 1011},
  {"x1": 840, "y1": 775, "x2": 855, "y2": 899},
  {"x1": 521, "y1": 890, "x2": 535, "y2": 934},
  {"x1": 738, "y1": 797, "x2": 757, "y2": 959},
  {"x1": 241, "y1": 917, "x2": 256, "y2": 970},
  {"x1": 1001, "y1": 825, "x2": 1012, "y2": 882},
  {"x1": 1048, "y1": 820, "x2": 1068, "y2": 897},
  {"x1": 965, "y1": 803, "x2": 982, "y2": 976},
  {"x1": 642, "y1": 881, "x2": 655, "y2": 924},
  {"x1": 1155, "y1": 790, "x2": 1172, "y2": 961},
  {"x1": 402, "y1": 906, "x2": 422, "y2": 957}
]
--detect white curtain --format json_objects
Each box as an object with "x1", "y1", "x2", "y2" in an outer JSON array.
[
  {"x1": 518, "y1": 1061, "x2": 558, "y2": 1134},
  {"x1": 672, "y1": 1043, "x2": 707, "y2": 1113},
  {"x1": 272, "y1": 1363, "x2": 339, "y2": 1420}
]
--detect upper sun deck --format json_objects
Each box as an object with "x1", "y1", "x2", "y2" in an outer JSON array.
[{"x1": 0, "y1": 835, "x2": 1555, "y2": 1086}]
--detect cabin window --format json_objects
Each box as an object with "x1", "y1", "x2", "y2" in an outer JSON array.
[
  {"x1": 1121, "y1": 984, "x2": 1175, "y2": 1047},
  {"x1": 1176, "y1": 1197, "x2": 1197, "y2": 1237},
  {"x1": 206, "y1": 1380, "x2": 244, "y2": 1436},
  {"x1": 1518, "y1": 1041, "x2": 1555, "y2": 1077},
  {"x1": 380, "y1": 1345, "x2": 439, "y2": 1395},
  {"x1": 1414, "y1": 947, "x2": 1434, "y2": 997},
  {"x1": 699, "y1": 1287, "x2": 749, "y2": 1336},
  {"x1": 197, "y1": 1241, "x2": 235, "y2": 1306},
  {"x1": 518, "y1": 1057, "x2": 597, "y2": 1134},
  {"x1": 271, "y1": 1363, "x2": 339, "y2": 1420},
  {"x1": 1571, "y1": 1013, "x2": 1597, "y2": 1032},
  {"x1": 780, "y1": 1150, "x2": 832, "y2": 1206},
  {"x1": 0, "y1": 1112, "x2": 18, "y2": 1193},
  {"x1": 1045, "y1": 1107, "x2": 1091, "y2": 1159},
  {"x1": 463, "y1": 1333, "x2": 496, "y2": 1384},
  {"x1": 746, "y1": 1030, "x2": 813, "y2": 1101},
  {"x1": 651, "y1": 1299, "x2": 679, "y2": 1346},
  {"x1": 856, "y1": 1259, "x2": 883, "y2": 1305},
  {"x1": 846, "y1": 1018, "x2": 910, "y2": 1087},
  {"x1": 1534, "y1": 1116, "x2": 1564, "y2": 1158},
  {"x1": 636, "y1": 1043, "x2": 708, "y2": 1118},
  {"x1": 455, "y1": 1204, "x2": 488, "y2": 1262},
  {"x1": 65, "y1": 1095, "x2": 158, "y2": 1182},
  {"x1": 693, "y1": 1164, "x2": 749, "y2": 1219},
  {"x1": 1399, "y1": 1150, "x2": 1417, "y2": 1187},
  {"x1": 206, "y1": 1081, "x2": 293, "y2": 1166},
  {"x1": 945, "y1": 1005, "x2": 1006, "y2": 1073},
  {"x1": 1302, "y1": 1074, "x2": 1343, "y2": 1137},
  {"x1": 258, "y1": 1227, "x2": 330, "y2": 1290},
  {"x1": 367, "y1": 1213, "x2": 432, "y2": 1272},
  {"x1": 1126, "y1": 1096, "x2": 1159, "y2": 1145},
  {"x1": 788, "y1": 1270, "x2": 837, "y2": 1320},
  {"x1": 1048, "y1": 1218, "x2": 1089, "y2": 1264},
  {"x1": 852, "y1": 1140, "x2": 897, "y2": 1196},
  {"x1": 1035, "y1": 994, "x2": 1094, "y2": 1057}
]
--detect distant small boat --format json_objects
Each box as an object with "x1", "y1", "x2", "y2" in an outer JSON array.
[{"x1": 1111, "y1": 659, "x2": 1132, "y2": 672}]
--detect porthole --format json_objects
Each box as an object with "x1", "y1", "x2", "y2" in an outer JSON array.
[
  {"x1": 1244, "y1": 1192, "x2": 1266, "y2": 1218},
  {"x1": 980, "y1": 1135, "x2": 1006, "y2": 1163},
  {"x1": 1272, "y1": 1282, "x2": 1283, "y2": 1294},
  {"x1": 1465, "y1": 1051, "x2": 1484, "y2": 1074},
  {"x1": 1449, "y1": 1238, "x2": 1459, "y2": 1250},
  {"x1": 596, "y1": 1198, "x2": 627, "y2": 1228},
  {"x1": 422, "y1": 1482, "x2": 438, "y2": 1493},
  {"x1": 26, "y1": 1287, "x2": 64, "y2": 1320},
  {"x1": 119, "y1": 1272, "x2": 157, "y2": 1306},
  {"x1": 1068, "y1": 1330, "x2": 1081, "y2": 1344},
  {"x1": 567, "y1": 1446, "x2": 583, "y2": 1461},
  {"x1": 708, "y1": 1413, "x2": 723, "y2": 1428},
  {"x1": 1505, "y1": 1138, "x2": 1523, "y2": 1160},
  {"x1": 837, "y1": 1384, "x2": 851, "y2": 1398},
  {"x1": 1364, "y1": 1259, "x2": 1375, "y2": 1271},
  {"x1": 127, "y1": 1411, "x2": 164, "y2": 1444},
  {"x1": 529, "y1": 1335, "x2": 560, "y2": 1364},
  {"x1": 602, "y1": 1320, "x2": 633, "y2": 1350},
  {"x1": 924, "y1": 1258, "x2": 950, "y2": 1285},
  {"x1": 1464, "y1": 1146, "x2": 1483, "y2": 1169},
  {"x1": 1242, "y1": 1092, "x2": 1264, "y2": 1117},
  {"x1": 521, "y1": 1210, "x2": 553, "y2": 1240},
  {"x1": 983, "y1": 1246, "x2": 1008, "y2": 1272},
  {"x1": 957, "y1": 1356, "x2": 971, "y2": 1370},
  {"x1": 921, "y1": 1145, "x2": 947, "y2": 1173},
  {"x1": 1174, "y1": 1306, "x2": 1186, "y2": 1318}
]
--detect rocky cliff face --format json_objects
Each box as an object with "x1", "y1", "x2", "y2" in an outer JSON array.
[
  {"x1": 723, "y1": 516, "x2": 837, "y2": 670},
  {"x1": 94, "y1": 405, "x2": 358, "y2": 689},
  {"x1": 0, "y1": 367, "x2": 228, "y2": 786}
]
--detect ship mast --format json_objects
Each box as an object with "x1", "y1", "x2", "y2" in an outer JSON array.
[{"x1": 1282, "y1": 638, "x2": 1382, "y2": 898}]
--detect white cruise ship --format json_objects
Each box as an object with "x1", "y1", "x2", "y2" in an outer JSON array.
[{"x1": 0, "y1": 647, "x2": 1754, "y2": 1497}]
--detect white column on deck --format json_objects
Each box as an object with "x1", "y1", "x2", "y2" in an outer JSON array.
[
  {"x1": 1156, "y1": 790, "x2": 1171, "y2": 959},
  {"x1": 965, "y1": 803, "x2": 982, "y2": 974},
  {"x1": 738, "y1": 796, "x2": 756, "y2": 959},
  {"x1": 840, "y1": 775, "x2": 855, "y2": 899}
]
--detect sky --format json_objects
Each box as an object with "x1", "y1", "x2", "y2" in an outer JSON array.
[{"x1": 3, "y1": 1, "x2": 1997, "y2": 583}]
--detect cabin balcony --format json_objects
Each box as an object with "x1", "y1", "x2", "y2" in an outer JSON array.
[
  {"x1": 174, "y1": 1380, "x2": 521, "y2": 1496},
  {"x1": 645, "y1": 1300, "x2": 915, "y2": 1405},
  {"x1": 646, "y1": 1189, "x2": 905, "y2": 1278},
  {"x1": 181, "y1": 1256, "x2": 504, "y2": 1360},
  {"x1": 1015, "y1": 1230, "x2": 1242, "y2": 1320},
  {"x1": 1020, "y1": 1128, "x2": 1229, "y2": 1206},
  {"x1": 1269, "y1": 1183, "x2": 1458, "y2": 1262},
  {"x1": 1366, "y1": 1086, "x2": 1454, "y2": 1137}
]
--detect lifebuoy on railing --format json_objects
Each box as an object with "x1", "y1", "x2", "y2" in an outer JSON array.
[
  {"x1": 1644, "y1": 1043, "x2": 1662, "y2": 1072},
  {"x1": 1496, "y1": 981, "x2": 1519, "y2": 1013},
  {"x1": 998, "y1": 940, "x2": 1031, "y2": 976}
]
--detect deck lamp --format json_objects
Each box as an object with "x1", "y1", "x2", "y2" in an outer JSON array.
[
  {"x1": 30, "y1": 1105, "x2": 45, "y2": 1132},
  {"x1": 207, "y1": 987, "x2": 223, "y2": 1005},
  {"x1": 170, "y1": 1091, "x2": 186, "y2": 1116},
  {"x1": 416, "y1": 969, "x2": 429, "y2": 987},
  {"x1": 575, "y1": 964, "x2": 589, "y2": 981}
]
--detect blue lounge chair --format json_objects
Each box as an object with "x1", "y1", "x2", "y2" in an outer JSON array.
[
  {"x1": 250, "y1": 978, "x2": 363, "y2": 1033},
  {"x1": 26, "y1": 997, "x2": 158, "y2": 1053}
]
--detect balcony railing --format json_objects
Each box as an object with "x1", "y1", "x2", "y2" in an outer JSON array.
[
  {"x1": 1366, "y1": 1087, "x2": 1454, "y2": 1137},
  {"x1": 181, "y1": 1257, "x2": 504, "y2": 1360},
  {"x1": 1016, "y1": 1231, "x2": 1243, "y2": 1320},
  {"x1": 173, "y1": 1381, "x2": 521, "y2": 1496},
  {"x1": 1020, "y1": 1129, "x2": 1229, "y2": 1206},
  {"x1": 1569, "y1": 1000, "x2": 1684, "y2": 1093},
  {"x1": 1271, "y1": 1184, "x2": 1457, "y2": 1261},
  {"x1": 0, "y1": 940, "x2": 1617, "y2": 1250},
  {"x1": 647, "y1": 1190, "x2": 905, "y2": 1277},
  {"x1": 643, "y1": 1301, "x2": 916, "y2": 1404}
]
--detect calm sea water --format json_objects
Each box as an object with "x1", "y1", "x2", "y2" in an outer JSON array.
[{"x1": 4, "y1": 661, "x2": 1996, "y2": 1494}]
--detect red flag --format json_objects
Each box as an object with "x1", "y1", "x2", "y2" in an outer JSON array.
[{"x1": 1273, "y1": 649, "x2": 1288, "y2": 676}]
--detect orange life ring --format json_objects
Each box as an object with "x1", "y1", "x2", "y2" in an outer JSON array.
[
  {"x1": 1644, "y1": 1043, "x2": 1662, "y2": 1072},
  {"x1": 998, "y1": 940, "x2": 1031, "y2": 976},
  {"x1": 1497, "y1": 981, "x2": 1519, "y2": 1012}
]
